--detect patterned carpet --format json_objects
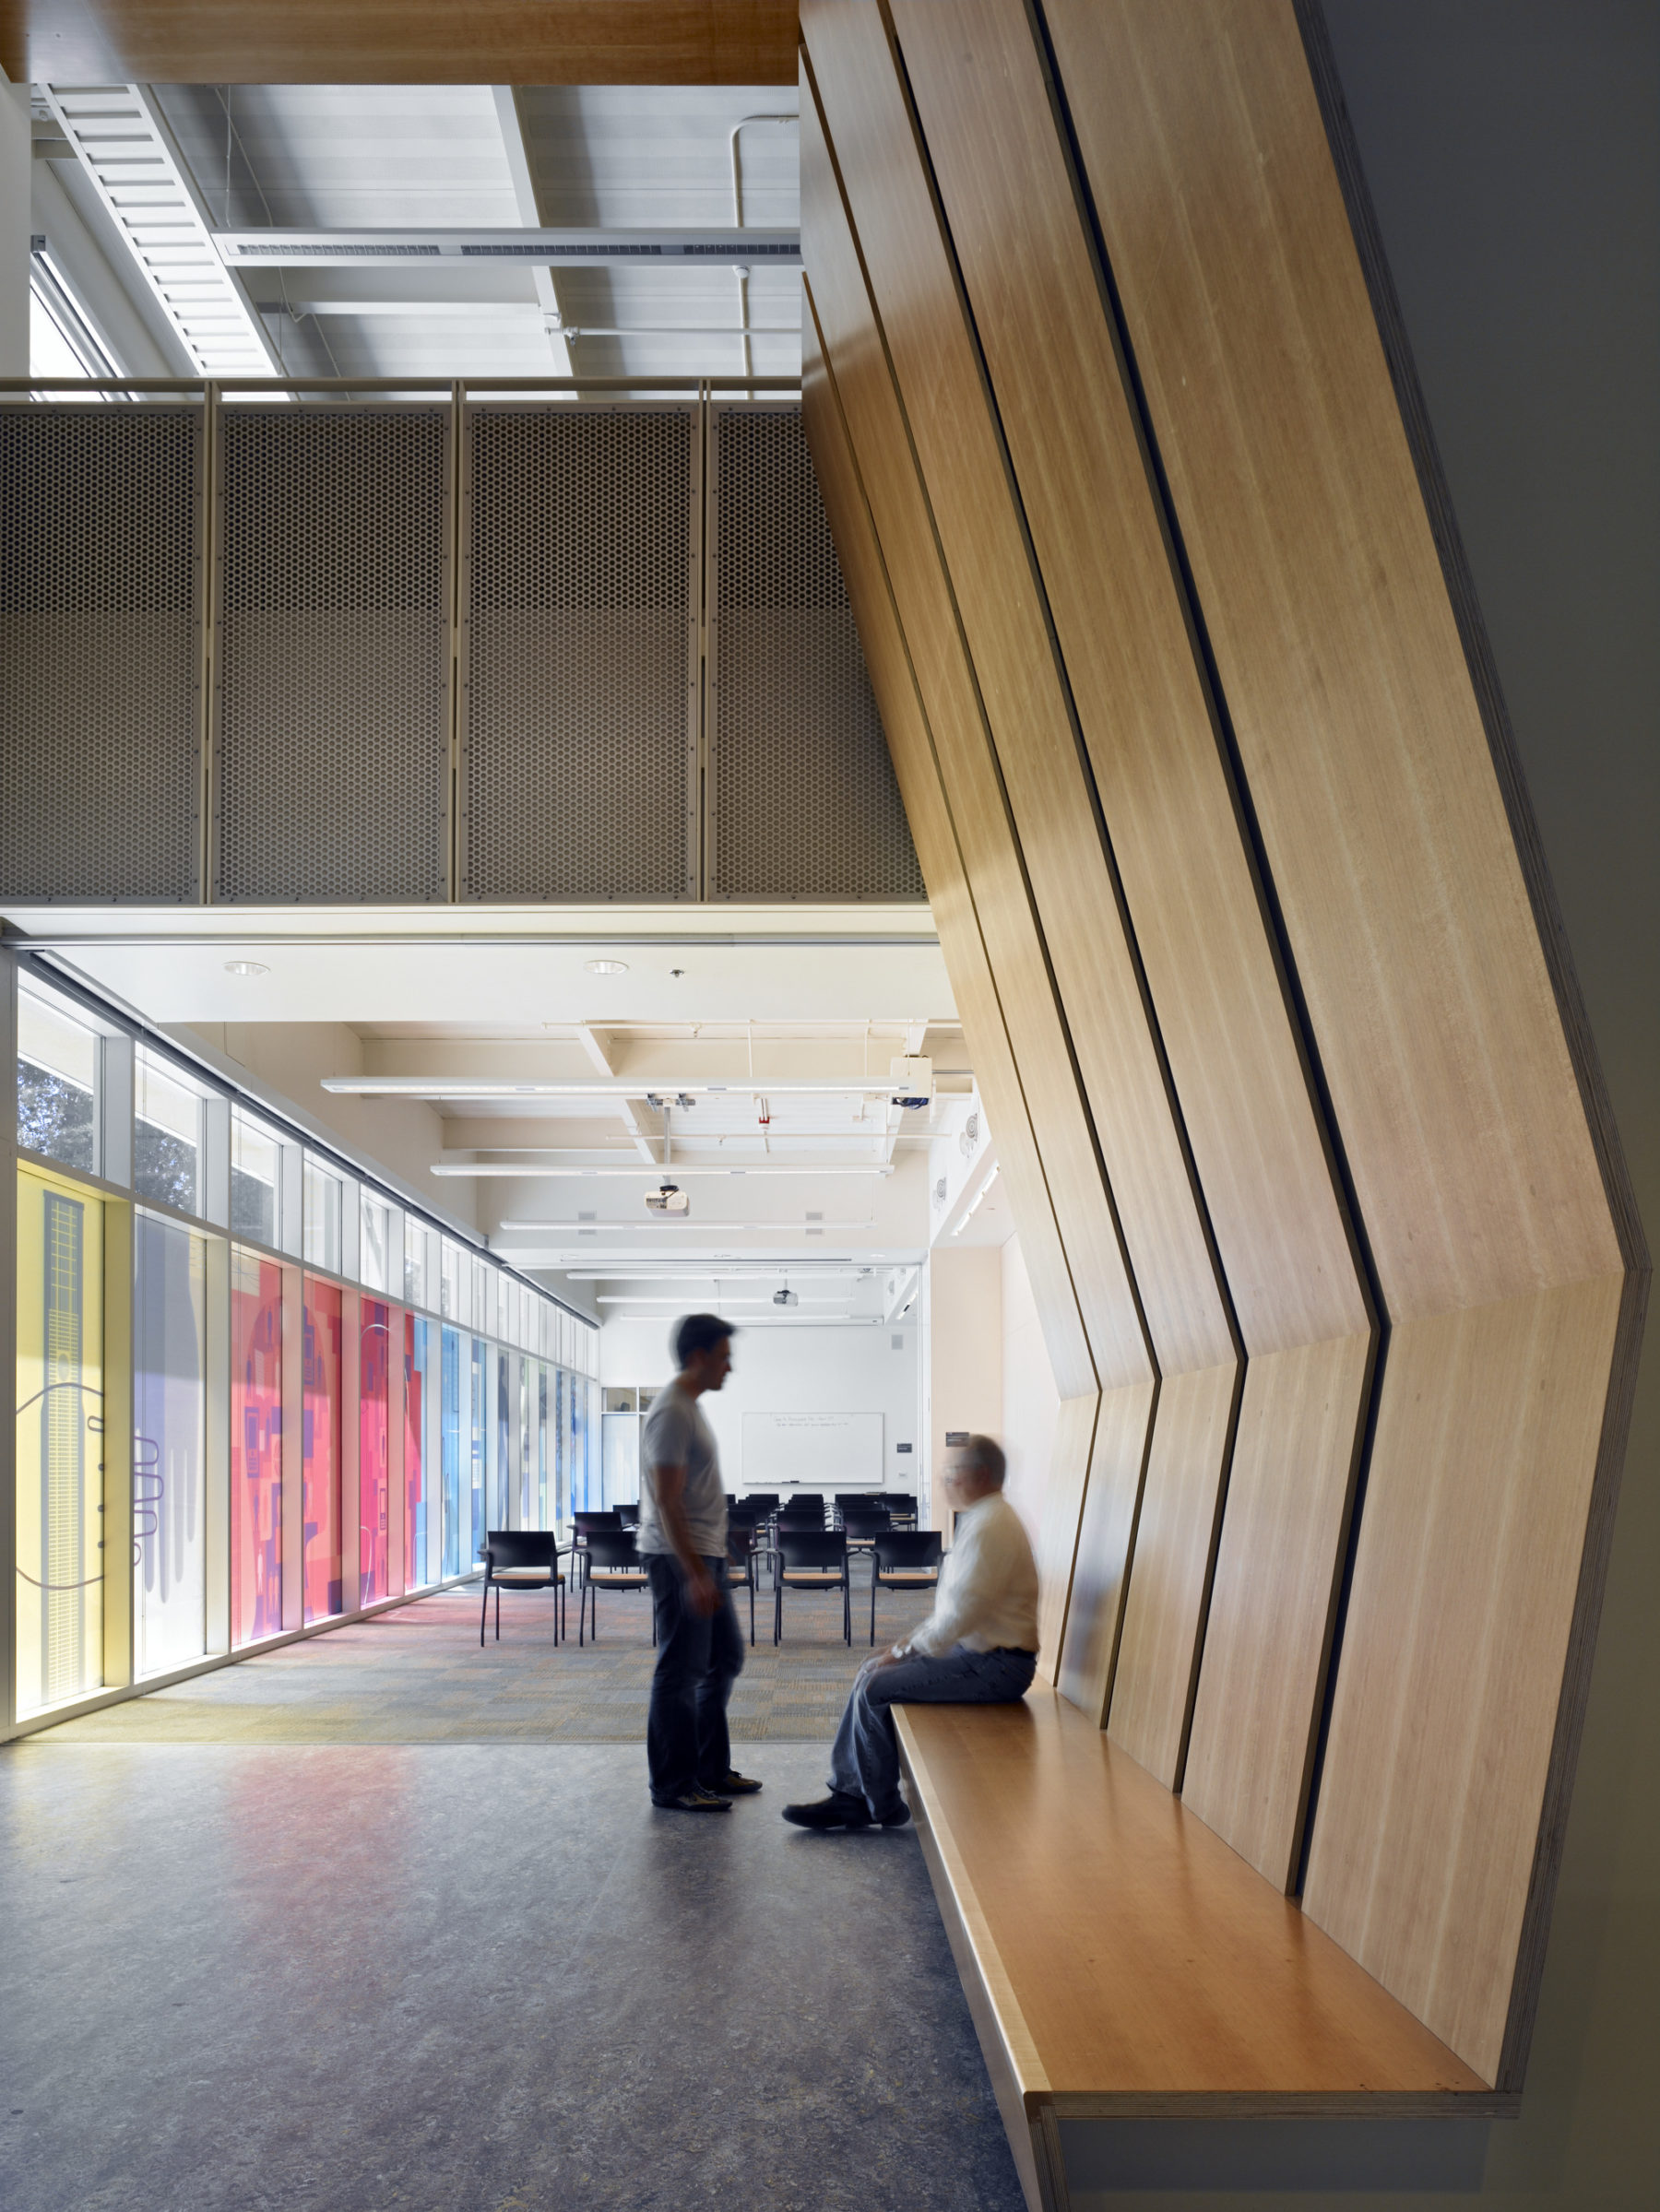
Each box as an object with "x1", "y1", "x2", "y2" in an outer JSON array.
[{"x1": 41, "y1": 1576, "x2": 940, "y2": 1745}]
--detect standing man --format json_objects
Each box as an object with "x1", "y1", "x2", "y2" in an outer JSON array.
[
  {"x1": 637, "y1": 1313, "x2": 761, "y2": 1814},
  {"x1": 783, "y1": 1435, "x2": 1038, "y2": 1831}
]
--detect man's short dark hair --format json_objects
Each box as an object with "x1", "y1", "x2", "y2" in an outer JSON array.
[
  {"x1": 673, "y1": 1312, "x2": 736, "y2": 1369},
  {"x1": 961, "y1": 1435, "x2": 1006, "y2": 1487}
]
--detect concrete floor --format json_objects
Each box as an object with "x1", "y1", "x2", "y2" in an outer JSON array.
[{"x1": 0, "y1": 1738, "x2": 1027, "y2": 2212}]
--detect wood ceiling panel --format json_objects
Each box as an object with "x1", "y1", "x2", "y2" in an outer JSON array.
[
  {"x1": 890, "y1": 0, "x2": 1362, "y2": 1365},
  {"x1": 802, "y1": 0, "x2": 1226, "y2": 1384},
  {"x1": 6, "y1": 2, "x2": 800, "y2": 86},
  {"x1": 801, "y1": 65, "x2": 1140, "y2": 1397}
]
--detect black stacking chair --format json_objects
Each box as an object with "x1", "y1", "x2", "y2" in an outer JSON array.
[
  {"x1": 841, "y1": 1506, "x2": 892, "y2": 1555},
  {"x1": 834, "y1": 1491, "x2": 874, "y2": 1524},
  {"x1": 479, "y1": 1531, "x2": 565, "y2": 1646},
  {"x1": 742, "y1": 1493, "x2": 780, "y2": 1512},
  {"x1": 614, "y1": 1499, "x2": 640, "y2": 1529},
  {"x1": 578, "y1": 1528, "x2": 654, "y2": 1646},
  {"x1": 726, "y1": 1522, "x2": 762, "y2": 1647},
  {"x1": 870, "y1": 1529, "x2": 943, "y2": 1645},
  {"x1": 879, "y1": 1493, "x2": 919, "y2": 1528},
  {"x1": 570, "y1": 1509, "x2": 622, "y2": 1591},
  {"x1": 775, "y1": 1530, "x2": 851, "y2": 1646},
  {"x1": 788, "y1": 1494, "x2": 825, "y2": 1523}
]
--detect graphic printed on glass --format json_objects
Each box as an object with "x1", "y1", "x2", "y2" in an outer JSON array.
[
  {"x1": 302, "y1": 1277, "x2": 343, "y2": 1623},
  {"x1": 359, "y1": 1298, "x2": 392, "y2": 1607},
  {"x1": 404, "y1": 1313, "x2": 432, "y2": 1591},
  {"x1": 134, "y1": 1213, "x2": 208, "y2": 1677},
  {"x1": 15, "y1": 1172, "x2": 104, "y2": 1715},
  {"x1": 231, "y1": 1248, "x2": 283, "y2": 1646}
]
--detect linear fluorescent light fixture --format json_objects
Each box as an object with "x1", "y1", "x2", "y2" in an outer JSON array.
[{"x1": 432, "y1": 1163, "x2": 895, "y2": 1178}]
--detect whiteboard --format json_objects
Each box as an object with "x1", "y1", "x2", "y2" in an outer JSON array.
[{"x1": 741, "y1": 1411, "x2": 883, "y2": 1487}]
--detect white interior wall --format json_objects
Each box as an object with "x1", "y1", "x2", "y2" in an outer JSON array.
[
  {"x1": 599, "y1": 1311, "x2": 922, "y2": 1495},
  {"x1": 927, "y1": 1244, "x2": 1002, "y2": 1533},
  {"x1": 1000, "y1": 1235, "x2": 1061, "y2": 1554}
]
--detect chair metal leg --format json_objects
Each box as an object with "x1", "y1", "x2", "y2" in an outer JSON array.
[
  {"x1": 495, "y1": 1586, "x2": 501, "y2": 1640},
  {"x1": 748, "y1": 1577, "x2": 754, "y2": 1647},
  {"x1": 870, "y1": 1569, "x2": 877, "y2": 1647},
  {"x1": 480, "y1": 1578, "x2": 490, "y2": 1647}
]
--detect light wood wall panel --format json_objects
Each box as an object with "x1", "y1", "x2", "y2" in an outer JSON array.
[
  {"x1": 800, "y1": 306, "x2": 1090, "y2": 1410},
  {"x1": 800, "y1": 76, "x2": 1142, "y2": 1407},
  {"x1": 1043, "y1": 0, "x2": 1642, "y2": 2079},
  {"x1": 887, "y1": 0, "x2": 1381, "y2": 1824},
  {"x1": 1105, "y1": 1361, "x2": 1239, "y2": 1784},
  {"x1": 887, "y1": 0, "x2": 1360, "y2": 1363},
  {"x1": 1056, "y1": 1380, "x2": 1157, "y2": 1721},
  {"x1": 1180, "y1": 1333, "x2": 1374, "y2": 1891},
  {"x1": 801, "y1": 281, "x2": 1098, "y2": 1655},
  {"x1": 802, "y1": 0, "x2": 1229, "y2": 1389},
  {"x1": 1035, "y1": 1392, "x2": 1102, "y2": 1679},
  {"x1": 1045, "y1": 0, "x2": 1623, "y2": 1326},
  {"x1": 1302, "y1": 1275, "x2": 1625, "y2": 2084}
]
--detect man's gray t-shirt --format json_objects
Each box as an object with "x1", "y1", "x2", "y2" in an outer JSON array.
[{"x1": 637, "y1": 1381, "x2": 727, "y2": 1559}]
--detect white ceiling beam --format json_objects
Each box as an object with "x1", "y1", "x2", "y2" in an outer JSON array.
[
  {"x1": 490, "y1": 86, "x2": 573, "y2": 379},
  {"x1": 324, "y1": 1076, "x2": 928, "y2": 1098},
  {"x1": 575, "y1": 1024, "x2": 658, "y2": 1162}
]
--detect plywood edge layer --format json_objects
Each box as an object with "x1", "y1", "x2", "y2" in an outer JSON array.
[
  {"x1": 896, "y1": 1709, "x2": 1051, "y2": 2109},
  {"x1": 1045, "y1": 2091, "x2": 1520, "y2": 2122}
]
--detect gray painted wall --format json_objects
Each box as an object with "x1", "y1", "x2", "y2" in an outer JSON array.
[{"x1": 1070, "y1": 2, "x2": 1659, "y2": 2204}]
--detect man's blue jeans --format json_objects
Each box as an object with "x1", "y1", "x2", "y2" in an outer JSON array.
[
  {"x1": 829, "y1": 1644, "x2": 1038, "y2": 1818},
  {"x1": 646, "y1": 1555, "x2": 745, "y2": 1803}
]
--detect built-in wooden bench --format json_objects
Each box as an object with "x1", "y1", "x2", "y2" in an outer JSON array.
[{"x1": 896, "y1": 1694, "x2": 1512, "y2": 2211}]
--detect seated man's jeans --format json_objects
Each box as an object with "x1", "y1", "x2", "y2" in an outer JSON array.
[
  {"x1": 646, "y1": 1554, "x2": 745, "y2": 1803},
  {"x1": 829, "y1": 1643, "x2": 1038, "y2": 1818}
]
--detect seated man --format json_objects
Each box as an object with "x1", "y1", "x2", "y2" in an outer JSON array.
[{"x1": 783, "y1": 1435, "x2": 1038, "y2": 1832}]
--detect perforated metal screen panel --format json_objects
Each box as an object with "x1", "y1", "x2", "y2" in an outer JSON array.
[
  {"x1": 214, "y1": 408, "x2": 450, "y2": 904},
  {"x1": 462, "y1": 406, "x2": 697, "y2": 902},
  {"x1": 0, "y1": 408, "x2": 200, "y2": 902},
  {"x1": 707, "y1": 405, "x2": 923, "y2": 901}
]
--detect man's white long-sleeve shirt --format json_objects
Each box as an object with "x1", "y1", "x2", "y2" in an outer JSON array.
[{"x1": 904, "y1": 1491, "x2": 1039, "y2": 1658}]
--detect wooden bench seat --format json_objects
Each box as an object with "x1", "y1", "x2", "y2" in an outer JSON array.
[{"x1": 896, "y1": 1693, "x2": 1510, "y2": 2210}]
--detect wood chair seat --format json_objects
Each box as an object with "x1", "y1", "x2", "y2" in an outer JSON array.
[
  {"x1": 780, "y1": 1568, "x2": 845, "y2": 1584},
  {"x1": 895, "y1": 1693, "x2": 1504, "y2": 2211}
]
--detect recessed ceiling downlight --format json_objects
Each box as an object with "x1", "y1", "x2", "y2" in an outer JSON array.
[
  {"x1": 585, "y1": 958, "x2": 629, "y2": 976},
  {"x1": 223, "y1": 960, "x2": 268, "y2": 977}
]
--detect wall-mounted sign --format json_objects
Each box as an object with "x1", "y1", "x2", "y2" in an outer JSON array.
[{"x1": 944, "y1": 1431, "x2": 969, "y2": 1447}]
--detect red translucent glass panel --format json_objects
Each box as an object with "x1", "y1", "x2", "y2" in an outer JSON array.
[
  {"x1": 302, "y1": 1277, "x2": 342, "y2": 1624},
  {"x1": 360, "y1": 1299, "x2": 392, "y2": 1607},
  {"x1": 406, "y1": 1312, "x2": 432, "y2": 1590},
  {"x1": 231, "y1": 1250, "x2": 283, "y2": 1646}
]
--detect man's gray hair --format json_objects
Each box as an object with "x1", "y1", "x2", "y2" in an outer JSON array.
[{"x1": 960, "y1": 1434, "x2": 1006, "y2": 1487}]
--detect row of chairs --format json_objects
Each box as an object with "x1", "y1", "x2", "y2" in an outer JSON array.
[{"x1": 478, "y1": 1519, "x2": 944, "y2": 1650}]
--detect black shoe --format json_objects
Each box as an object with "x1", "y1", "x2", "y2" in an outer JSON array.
[
  {"x1": 873, "y1": 1801, "x2": 911, "y2": 1828},
  {"x1": 713, "y1": 1769, "x2": 763, "y2": 1795},
  {"x1": 781, "y1": 1792, "x2": 872, "y2": 1831},
  {"x1": 654, "y1": 1787, "x2": 732, "y2": 1813}
]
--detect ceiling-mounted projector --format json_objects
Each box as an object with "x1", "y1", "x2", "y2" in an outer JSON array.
[
  {"x1": 889, "y1": 1055, "x2": 934, "y2": 1110},
  {"x1": 646, "y1": 1183, "x2": 689, "y2": 1215},
  {"x1": 773, "y1": 1286, "x2": 799, "y2": 1307}
]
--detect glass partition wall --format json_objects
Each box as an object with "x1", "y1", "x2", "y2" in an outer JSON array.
[{"x1": 10, "y1": 965, "x2": 599, "y2": 1732}]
